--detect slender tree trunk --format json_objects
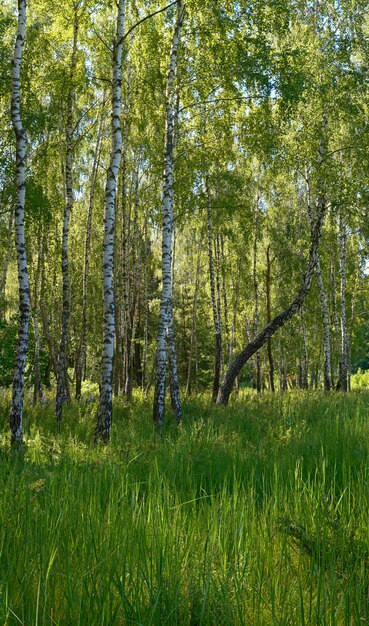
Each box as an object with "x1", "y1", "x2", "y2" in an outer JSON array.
[
  {"x1": 9, "y1": 0, "x2": 31, "y2": 444},
  {"x1": 330, "y1": 258, "x2": 339, "y2": 387},
  {"x1": 75, "y1": 108, "x2": 104, "y2": 399},
  {"x1": 216, "y1": 193, "x2": 327, "y2": 405},
  {"x1": 252, "y1": 202, "x2": 261, "y2": 393},
  {"x1": 124, "y1": 172, "x2": 140, "y2": 400},
  {"x1": 229, "y1": 259, "x2": 241, "y2": 362},
  {"x1": 56, "y1": 5, "x2": 79, "y2": 424},
  {"x1": 265, "y1": 245, "x2": 275, "y2": 391},
  {"x1": 95, "y1": 0, "x2": 125, "y2": 443},
  {"x1": 306, "y1": 171, "x2": 331, "y2": 391},
  {"x1": 338, "y1": 208, "x2": 348, "y2": 392},
  {"x1": 142, "y1": 217, "x2": 149, "y2": 390},
  {"x1": 32, "y1": 227, "x2": 43, "y2": 405},
  {"x1": 316, "y1": 254, "x2": 331, "y2": 390},
  {"x1": 348, "y1": 267, "x2": 359, "y2": 392},
  {"x1": 186, "y1": 244, "x2": 201, "y2": 396},
  {"x1": 0, "y1": 210, "x2": 14, "y2": 319},
  {"x1": 300, "y1": 307, "x2": 309, "y2": 388},
  {"x1": 153, "y1": 0, "x2": 185, "y2": 426},
  {"x1": 219, "y1": 236, "x2": 230, "y2": 365},
  {"x1": 215, "y1": 235, "x2": 225, "y2": 378},
  {"x1": 206, "y1": 179, "x2": 223, "y2": 401}
]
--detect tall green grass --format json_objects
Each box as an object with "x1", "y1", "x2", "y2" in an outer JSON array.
[{"x1": 0, "y1": 391, "x2": 368, "y2": 624}]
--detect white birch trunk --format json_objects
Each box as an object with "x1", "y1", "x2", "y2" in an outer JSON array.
[
  {"x1": 9, "y1": 0, "x2": 31, "y2": 444},
  {"x1": 95, "y1": 0, "x2": 125, "y2": 442},
  {"x1": 252, "y1": 202, "x2": 261, "y2": 392},
  {"x1": 338, "y1": 208, "x2": 348, "y2": 392},
  {"x1": 153, "y1": 0, "x2": 185, "y2": 426},
  {"x1": 56, "y1": 6, "x2": 79, "y2": 423}
]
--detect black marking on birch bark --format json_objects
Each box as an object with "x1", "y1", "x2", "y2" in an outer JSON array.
[
  {"x1": 95, "y1": 0, "x2": 125, "y2": 443},
  {"x1": 153, "y1": 0, "x2": 185, "y2": 427},
  {"x1": 9, "y1": 0, "x2": 31, "y2": 444}
]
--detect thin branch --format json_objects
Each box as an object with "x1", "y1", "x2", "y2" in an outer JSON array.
[{"x1": 121, "y1": 0, "x2": 177, "y2": 43}]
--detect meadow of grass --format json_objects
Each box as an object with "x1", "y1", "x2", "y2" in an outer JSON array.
[{"x1": 0, "y1": 390, "x2": 369, "y2": 625}]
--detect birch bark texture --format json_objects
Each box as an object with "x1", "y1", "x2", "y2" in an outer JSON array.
[
  {"x1": 153, "y1": 0, "x2": 185, "y2": 427},
  {"x1": 56, "y1": 4, "x2": 79, "y2": 424},
  {"x1": 9, "y1": 0, "x2": 31, "y2": 444},
  {"x1": 95, "y1": 0, "x2": 125, "y2": 443},
  {"x1": 339, "y1": 208, "x2": 349, "y2": 391}
]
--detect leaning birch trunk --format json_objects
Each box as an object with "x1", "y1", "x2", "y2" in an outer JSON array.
[
  {"x1": 75, "y1": 109, "x2": 103, "y2": 400},
  {"x1": 216, "y1": 194, "x2": 327, "y2": 406},
  {"x1": 9, "y1": 0, "x2": 31, "y2": 444},
  {"x1": 153, "y1": 0, "x2": 184, "y2": 426},
  {"x1": 338, "y1": 208, "x2": 348, "y2": 392},
  {"x1": 56, "y1": 6, "x2": 79, "y2": 424},
  {"x1": 94, "y1": 0, "x2": 125, "y2": 443}
]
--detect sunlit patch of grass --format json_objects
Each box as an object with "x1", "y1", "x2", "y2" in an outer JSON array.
[{"x1": 0, "y1": 391, "x2": 368, "y2": 624}]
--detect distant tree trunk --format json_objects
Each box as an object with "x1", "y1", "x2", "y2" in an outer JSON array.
[
  {"x1": 186, "y1": 244, "x2": 201, "y2": 396},
  {"x1": 9, "y1": 0, "x2": 31, "y2": 444},
  {"x1": 316, "y1": 255, "x2": 331, "y2": 391},
  {"x1": 95, "y1": 0, "x2": 125, "y2": 443},
  {"x1": 220, "y1": 236, "x2": 230, "y2": 365},
  {"x1": 306, "y1": 171, "x2": 331, "y2": 391},
  {"x1": 338, "y1": 208, "x2": 348, "y2": 392},
  {"x1": 124, "y1": 174, "x2": 140, "y2": 400},
  {"x1": 348, "y1": 267, "x2": 359, "y2": 392},
  {"x1": 217, "y1": 193, "x2": 327, "y2": 406},
  {"x1": 32, "y1": 228, "x2": 43, "y2": 405},
  {"x1": 0, "y1": 210, "x2": 14, "y2": 319},
  {"x1": 229, "y1": 259, "x2": 241, "y2": 362},
  {"x1": 142, "y1": 217, "x2": 149, "y2": 390},
  {"x1": 75, "y1": 107, "x2": 104, "y2": 400},
  {"x1": 330, "y1": 258, "x2": 339, "y2": 386},
  {"x1": 265, "y1": 245, "x2": 275, "y2": 391},
  {"x1": 40, "y1": 231, "x2": 58, "y2": 381},
  {"x1": 56, "y1": 4, "x2": 79, "y2": 425},
  {"x1": 214, "y1": 235, "x2": 225, "y2": 378},
  {"x1": 153, "y1": 0, "x2": 184, "y2": 427},
  {"x1": 206, "y1": 181, "x2": 223, "y2": 401},
  {"x1": 300, "y1": 307, "x2": 309, "y2": 388},
  {"x1": 252, "y1": 202, "x2": 261, "y2": 393}
]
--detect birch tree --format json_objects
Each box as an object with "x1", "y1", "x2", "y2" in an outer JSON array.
[
  {"x1": 153, "y1": 0, "x2": 185, "y2": 427},
  {"x1": 9, "y1": 0, "x2": 31, "y2": 444},
  {"x1": 339, "y1": 208, "x2": 349, "y2": 391},
  {"x1": 56, "y1": 3, "x2": 79, "y2": 425},
  {"x1": 95, "y1": 0, "x2": 125, "y2": 443}
]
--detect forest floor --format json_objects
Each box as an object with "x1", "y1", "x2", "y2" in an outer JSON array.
[{"x1": 0, "y1": 390, "x2": 368, "y2": 625}]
